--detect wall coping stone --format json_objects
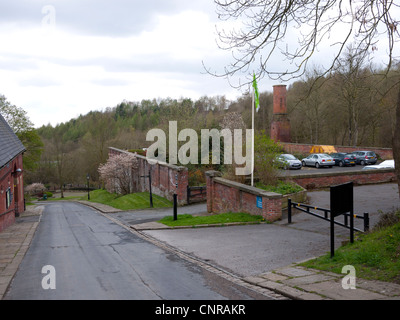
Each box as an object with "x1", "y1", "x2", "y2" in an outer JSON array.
[
  {"x1": 213, "y1": 176, "x2": 282, "y2": 199},
  {"x1": 109, "y1": 147, "x2": 187, "y2": 172},
  {"x1": 290, "y1": 168, "x2": 395, "y2": 180}
]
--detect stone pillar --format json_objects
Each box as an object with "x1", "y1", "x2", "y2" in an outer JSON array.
[{"x1": 205, "y1": 170, "x2": 222, "y2": 213}]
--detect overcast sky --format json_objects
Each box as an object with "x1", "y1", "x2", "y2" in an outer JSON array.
[
  {"x1": 0, "y1": 1, "x2": 247, "y2": 127},
  {"x1": 0, "y1": 1, "x2": 395, "y2": 128}
]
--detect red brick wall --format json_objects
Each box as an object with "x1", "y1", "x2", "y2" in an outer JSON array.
[
  {"x1": 0, "y1": 153, "x2": 25, "y2": 232},
  {"x1": 206, "y1": 171, "x2": 282, "y2": 222},
  {"x1": 293, "y1": 169, "x2": 396, "y2": 189},
  {"x1": 109, "y1": 147, "x2": 188, "y2": 205}
]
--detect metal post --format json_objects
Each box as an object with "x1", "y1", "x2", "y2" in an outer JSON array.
[
  {"x1": 173, "y1": 194, "x2": 177, "y2": 221},
  {"x1": 350, "y1": 211, "x2": 354, "y2": 243},
  {"x1": 288, "y1": 198, "x2": 292, "y2": 224},
  {"x1": 148, "y1": 170, "x2": 153, "y2": 208},
  {"x1": 87, "y1": 173, "x2": 90, "y2": 200},
  {"x1": 330, "y1": 212, "x2": 335, "y2": 258},
  {"x1": 173, "y1": 173, "x2": 178, "y2": 221},
  {"x1": 364, "y1": 213, "x2": 369, "y2": 232}
]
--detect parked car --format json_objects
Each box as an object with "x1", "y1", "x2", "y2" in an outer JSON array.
[
  {"x1": 353, "y1": 151, "x2": 377, "y2": 165},
  {"x1": 301, "y1": 153, "x2": 335, "y2": 168},
  {"x1": 275, "y1": 154, "x2": 302, "y2": 170},
  {"x1": 330, "y1": 153, "x2": 357, "y2": 167},
  {"x1": 362, "y1": 160, "x2": 395, "y2": 170}
]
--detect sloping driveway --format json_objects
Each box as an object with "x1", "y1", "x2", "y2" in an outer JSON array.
[{"x1": 140, "y1": 183, "x2": 400, "y2": 278}]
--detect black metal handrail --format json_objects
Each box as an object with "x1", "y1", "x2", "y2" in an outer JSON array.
[{"x1": 288, "y1": 199, "x2": 369, "y2": 233}]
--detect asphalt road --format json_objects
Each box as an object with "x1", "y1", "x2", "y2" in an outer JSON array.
[{"x1": 4, "y1": 202, "x2": 272, "y2": 300}]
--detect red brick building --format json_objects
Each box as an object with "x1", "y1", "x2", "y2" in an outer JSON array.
[{"x1": 0, "y1": 113, "x2": 26, "y2": 232}]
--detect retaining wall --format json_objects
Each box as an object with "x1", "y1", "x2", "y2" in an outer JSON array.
[
  {"x1": 292, "y1": 169, "x2": 396, "y2": 190},
  {"x1": 206, "y1": 171, "x2": 283, "y2": 222},
  {"x1": 109, "y1": 147, "x2": 188, "y2": 206}
]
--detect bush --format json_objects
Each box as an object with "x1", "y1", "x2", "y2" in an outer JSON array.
[
  {"x1": 373, "y1": 209, "x2": 400, "y2": 231},
  {"x1": 254, "y1": 131, "x2": 283, "y2": 186},
  {"x1": 188, "y1": 168, "x2": 206, "y2": 186},
  {"x1": 25, "y1": 183, "x2": 45, "y2": 195}
]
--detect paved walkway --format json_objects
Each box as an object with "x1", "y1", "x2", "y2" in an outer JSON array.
[
  {"x1": 0, "y1": 206, "x2": 42, "y2": 299},
  {"x1": 243, "y1": 264, "x2": 400, "y2": 300}
]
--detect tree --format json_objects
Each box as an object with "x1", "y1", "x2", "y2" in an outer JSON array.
[
  {"x1": 212, "y1": 0, "x2": 398, "y2": 84},
  {"x1": 0, "y1": 95, "x2": 44, "y2": 173},
  {"x1": 212, "y1": 0, "x2": 400, "y2": 196},
  {"x1": 0, "y1": 95, "x2": 33, "y2": 133},
  {"x1": 331, "y1": 45, "x2": 374, "y2": 146},
  {"x1": 98, "y1": 153, "x2": 138, "y2": 195}
]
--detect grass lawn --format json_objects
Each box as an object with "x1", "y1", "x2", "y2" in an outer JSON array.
[
  {"x1": 158, "y1": 212, "x2": 266, "y2": 227},
  {"x1": 299, "y1": 217, "x2": 400, "y2": 284},
  {"x1": 88, "y1": 189, "x2": 172, "y2": 210}
]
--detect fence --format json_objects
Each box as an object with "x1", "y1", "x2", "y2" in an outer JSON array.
[
  {"x1": 287, "y1": 199, "x2": 370, "y2": 233},
  {"x1": 187, "y1": 185, "x2": 207, "y2": 204}
]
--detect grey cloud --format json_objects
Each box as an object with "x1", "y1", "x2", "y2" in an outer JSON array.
[{"x1": 0, "y1": 0, "x2": 216, "y2": 37}]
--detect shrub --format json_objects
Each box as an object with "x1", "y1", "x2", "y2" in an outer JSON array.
[
  {"x1": 25, "y1": 183, "x2": 45, "y2": 195},
  {"x1": 254, "y1": 131, "x2": 283, "y2": 186}
]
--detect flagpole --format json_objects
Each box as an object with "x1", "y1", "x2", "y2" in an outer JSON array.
[{"x1": 251, "y1": 82, "x2": 255, "y2": 187}]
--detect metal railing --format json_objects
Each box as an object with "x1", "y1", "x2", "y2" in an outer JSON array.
[{"x1": 288, "y1": 198, "x2": 369, "y2": 233}]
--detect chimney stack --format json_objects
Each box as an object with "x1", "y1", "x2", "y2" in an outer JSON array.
[{"x1": 270, "y1": 85, "x2": 291, "y2": 142}]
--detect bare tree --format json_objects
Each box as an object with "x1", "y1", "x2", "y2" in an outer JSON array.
[
  {"x1": 211, "y1": 0, "x2": 400, "y2": 196},
  {"x1": 210, "y1": 0, "x2": 399, "y2": 85}
]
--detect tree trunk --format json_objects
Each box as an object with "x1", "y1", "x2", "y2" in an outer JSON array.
[{"x1": 393, "y1": 85, "x2": 400, "y2": 198}]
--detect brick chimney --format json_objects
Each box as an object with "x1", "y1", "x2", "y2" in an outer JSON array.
[{"x1": 270, "y1": 85, "x2": 291, "y2": 142}]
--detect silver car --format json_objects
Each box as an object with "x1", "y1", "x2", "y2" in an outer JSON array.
[
  {"x1": 276, "y1": 154, "x2": 302, "y2": 170},
  {"x1": 302, "y1": 153, "x2": 335, "y2": 168}
]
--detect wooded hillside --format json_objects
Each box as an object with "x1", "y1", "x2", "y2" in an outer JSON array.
[{"x1": 29, "y1": 64, "x2": 399, "y2": 188}]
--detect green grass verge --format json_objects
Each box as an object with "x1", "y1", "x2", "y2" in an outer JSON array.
[
  {"x1": 88, "y1": 189, "x2": 172, "y2": 210},
  {"x1": 158, "y1": 212, "x2": 266, "y2": 227},
  {"x1": 299, "y1": 220, "x2": 400, "y2": 284}
]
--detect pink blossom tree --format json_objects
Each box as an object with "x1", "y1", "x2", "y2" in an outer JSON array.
[{"x1": 98, "y1": 153, "x2": 138, "y2": 195}]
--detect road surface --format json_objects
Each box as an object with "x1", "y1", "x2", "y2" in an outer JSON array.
[{"x1": 4, "y1": 202, "x2": 273, "y2": 300}]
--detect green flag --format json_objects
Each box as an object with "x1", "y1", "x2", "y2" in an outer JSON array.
[{"x1": 252, "y1": 73, "x2": 260, "y2": 112}]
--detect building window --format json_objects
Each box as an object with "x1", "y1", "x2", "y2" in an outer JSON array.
[{"x1": 6, "y1": 188, "x2": 12, "y2": 209}]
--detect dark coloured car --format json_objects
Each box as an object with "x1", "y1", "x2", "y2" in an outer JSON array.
[
  {"x1": 353, "y1": 151, "x2": 378, "y2": 165},
  {"x1": 330, "y1": 153, "x2": 357, "y2": 167}
]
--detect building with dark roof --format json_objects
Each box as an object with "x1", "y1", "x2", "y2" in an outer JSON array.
[{"x1": 0, "y1": 112, "x2": 26, "y2": 231}]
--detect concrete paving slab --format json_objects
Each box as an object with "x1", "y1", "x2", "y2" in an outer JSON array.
[
  {"x1": 274, "y1": 266, "x2": 316, "y2": 278},
  {"x1": 259, "y1": 272, "x2": 288, "y2": 282},
  {"x1": 356, "y1": 279, "x2": 400, "y2": 298},
  {"x1": 282, "y1": 273, "x2": 337, "y2": 286},
  {"x1": 298, "y1": 280, "x2": 387, "y2": 300}
]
